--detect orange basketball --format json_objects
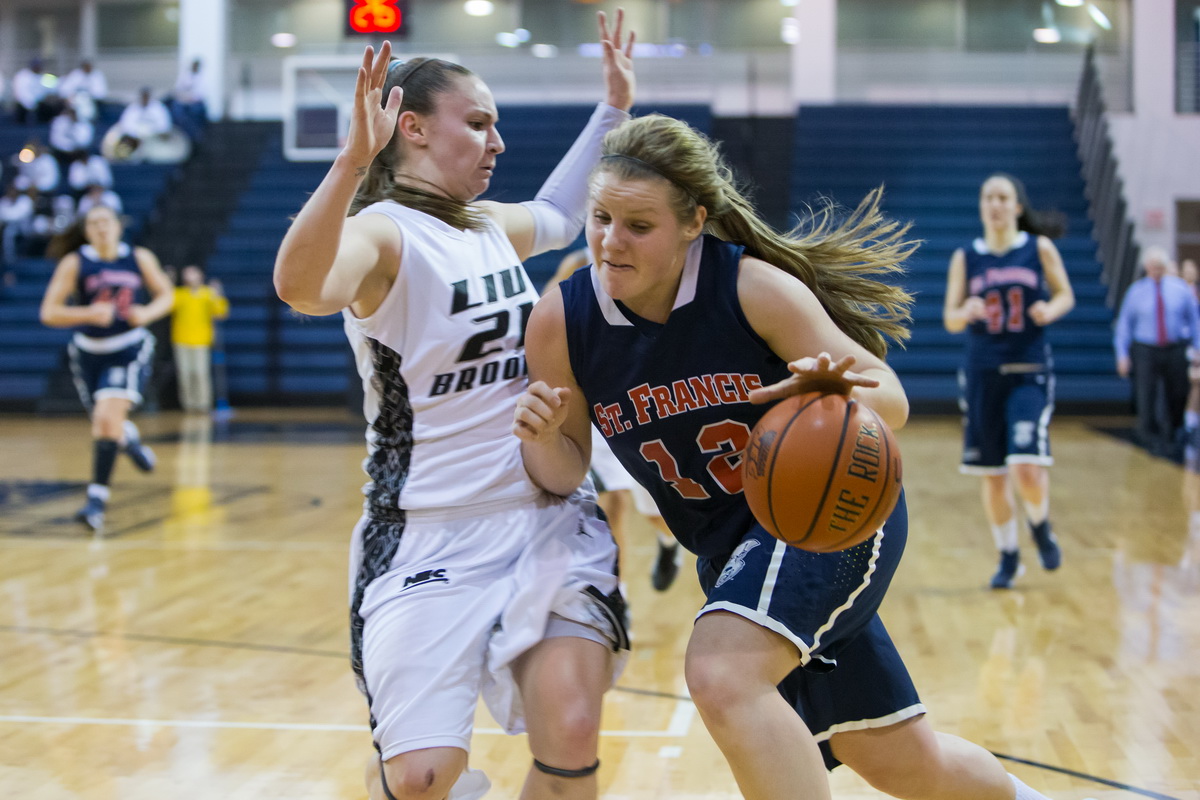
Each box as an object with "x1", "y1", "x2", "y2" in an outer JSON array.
[{"x1": 742, "y1": 392, "x2": 903, "y2": 552}]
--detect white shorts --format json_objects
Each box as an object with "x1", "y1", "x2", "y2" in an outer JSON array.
[
  {"x1": 354, "y1": 490, "x2": 627, "y2": 760},
  {"x1": 590, "y1": 428, "x2": 661, "y2": 517}
]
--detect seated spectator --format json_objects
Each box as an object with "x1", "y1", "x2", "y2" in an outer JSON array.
[
  {"x1": 49, "y1": 105, "x2": 96, "y2": 169},
  {"x1": 12, "y1": 141, "x2": 61, "y2": 194},
  {"x1": 57, "y1": 60, "x2": 108, "y2": 120},
  {"x1": 12, "y1": 59, "x2": 58, "y2": 124},
  {"x1": 113, "y1": 87, "x2": 173, "y2": 160},
  {"x1": 0, "y1": 184, "x2": 35, "y2": 265},
  {"x1": 67, "y1": 152, "x2": 113, "y2": 195},
  {"x1": 169, "y1": 58, "x2": 209, "y2": 142},
  {"x1": 76, "y1": 183, "x2": 123, "y2": 217}
]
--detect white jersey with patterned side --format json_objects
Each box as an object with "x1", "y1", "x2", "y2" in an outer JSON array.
[{"x1": 343, "y1": 201, "x2": 543, "y2": 516}]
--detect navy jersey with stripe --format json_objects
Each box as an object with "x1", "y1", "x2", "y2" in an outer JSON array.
[
  {"x1": 963, "y1": 231, "x2": 1050, "y2": 367},
  {"x1": 560, "y1": 235, "x2": 793, "y2": 561},
  {"x1": 74, "y1": 243, "x2": 147, "y2": 339}
]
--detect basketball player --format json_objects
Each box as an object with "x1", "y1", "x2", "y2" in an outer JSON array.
[
  {"x1": 943, "y1": 173, "x2": 1074, "y2": 589},
  {"x1": 273, "y1": 13, "x2": 634, "y2": 800},
  {"x1": 39, "y1": 204, "x2": 173, "y2": 532},
  {"x1": 513, "y1": 115, "x2": 1056, "y2": 800},
  {"x1": 545, "y1": 248, "x2": 682, "y2": 591}
]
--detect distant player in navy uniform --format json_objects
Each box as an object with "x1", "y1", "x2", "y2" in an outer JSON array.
[
  {"x1": 515, "y1": 116, "x2": 1058, "y2": 800},
  {"x1": 39, "y1": 204, "x2": 174, "y2": 531},
  {"x1": 944, "y1": 173, "x2": 1074, "y2": 589}
]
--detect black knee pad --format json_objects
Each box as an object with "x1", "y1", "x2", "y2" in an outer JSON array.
[{"x1": 533, "y1": 758, "x2": 600, "y2": 778}]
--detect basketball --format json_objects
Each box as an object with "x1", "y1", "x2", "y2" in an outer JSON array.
[{"x1": 742, "y1": 392, "x2": 903, "y2": 552}]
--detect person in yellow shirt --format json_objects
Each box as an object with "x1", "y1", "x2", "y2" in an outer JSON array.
[{"x1": 171, "y1": 265, "x2": 228, "y2": 412}]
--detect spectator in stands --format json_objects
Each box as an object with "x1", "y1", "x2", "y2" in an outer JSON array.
[
  {"x1": 38, "y1": 204, "x2": 174, "y2": 532},
  {"x1": 68, "y1": 152, "x2": 114, "y2": 196},
  {"x1": 114, "y1": 88, "x2": 173, "y2": 161},
  {"x1": 49, "y1": 105, "x2": 96, "y2": 171},
  {"x1": 76, "y1": 183, "x2": 123, "y2": 217},
  {"x1": 171, "y1": 265, "x2": 229, "y2": 413},
  {"x1": 12, "y1": 59, "x2": 58, "y2": 124},
  {"x1": 943, "y1": 172, "x2": 1074, "y2": 590},
  {"x1": 169, "y1": 58, "x2": 208, "y2": 142},
  {"x1": 0, "y1": 184, "x2": 34, "y2": 266},
  {"x1": 1182, "y1": 258, "x2": 1200, "y2": 445},
  {"x1": 1114, "y1": 246, "x2": 1200, "y2": 459},
  {"x1": 12, "y1": 140, "x2": 61, "y2": 195},
  {"x1": 57, "y1": 60, "x2": 108, "y2": 121}
]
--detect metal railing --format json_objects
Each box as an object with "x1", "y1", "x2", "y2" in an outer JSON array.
[{"x1": 1073, "y1": 44, "x2": 1139, "y2": 308}]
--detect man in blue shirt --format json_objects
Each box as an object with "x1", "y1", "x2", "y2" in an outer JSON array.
[{"x1": 1114, "y1": 247, "x2": 1200, "y2": 457}]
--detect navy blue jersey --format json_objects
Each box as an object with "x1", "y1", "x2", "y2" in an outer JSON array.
[
  {"x1": 560, "y1": 235, "x2": 792, "y2": 561},
  {"x1": 963, "y1": 231, "x2": 1050, "y2": 367},
  {"x1": 74, "y1": 243, "x2": 147, "y2": 339}
]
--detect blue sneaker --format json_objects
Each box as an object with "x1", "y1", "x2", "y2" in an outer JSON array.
[
  {"x1": 989, "y1": 550, "x2": 1024, "y2": 590},
  {"x1": 1030, "y1": 520, "x2": 1062, "y2": 571},
  {"x1": 75, "y1": 495, "x2": 106, "y2": 532},
  {"x1": 123, "y1": 421, "x2": 156, "y2": 472}
]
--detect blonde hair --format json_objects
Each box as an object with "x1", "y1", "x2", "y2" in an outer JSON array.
[
  {"x1": 597, "y1": 115, "x2": 916, "y2": 357},
  {"x1": 349, "y1": 58, "x2": 487, "y2": 231}
]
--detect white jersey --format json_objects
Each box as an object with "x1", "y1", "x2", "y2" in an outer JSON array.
[{"x1": 344, "y1": 201, "x2": 543, "y2": 516}]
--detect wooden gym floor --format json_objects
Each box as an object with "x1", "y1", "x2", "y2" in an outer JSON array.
[{"x1": 0, "y1": 410, "x2": 1196, "y2": 800}]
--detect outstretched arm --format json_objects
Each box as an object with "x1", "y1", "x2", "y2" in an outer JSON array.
[
  {"x1": 274, "y1": 42, "x2": 404, "y2": 318},
  {"x1": 482, "y1": 10, "x2": 635, "y2": 260}
]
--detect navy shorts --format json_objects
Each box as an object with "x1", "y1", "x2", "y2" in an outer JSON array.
[
  {"x1": 68, "y1": 333, "x2": 156, "y2": 410},
  {"x1": 696, "y1": 492, "x2": 924, "y2": 770},
  {"x1": 958, "y1": 366, "x2": 1055, "y2": 473}
]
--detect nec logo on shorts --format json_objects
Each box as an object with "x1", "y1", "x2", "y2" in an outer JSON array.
[{"x1": 402, "y1": 568, "x2": 449, "y2": 591}]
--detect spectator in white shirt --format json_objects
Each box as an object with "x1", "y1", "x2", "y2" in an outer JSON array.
[
  {"x1": 12, "y1": 141, "x2": 61, "y2": 194},
  {"x1": 67, "y1": 153, "x2": 113, "y2": 194},
  {"x1": 170, "y1": 58, "x2": 208, "y2": 142},
  {"x1": 57, "y1": 60, "x2": 108, "y2": 116},
  {"x1": 76, "y1": 183, "x2": 123, "y2": 217},
  {"x1": 49, "y1": 106, "x2": 96, "y2": 165},
  {"x1": 12, "y1": 60, "x2": 57, "y2": 124},
  {"x1": 115, "y1": 87, "x2": 173, "y2": 159},
  {"x1": 0, "y1": 185, "x2": 35, "y2": 264}
]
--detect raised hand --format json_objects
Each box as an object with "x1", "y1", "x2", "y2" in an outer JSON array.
[
  {"x1": 513, "y1": 381, "x2": 573, "y2": 442},
  {"x1": 598, "y1": 9, "x2": 635, "y2": 111},
  {"x1": 749, "y1": 352, "x2": 880, "y2": 405},
  {"x1": 344, "y1": 41, "x2": 404, "y2": 168}
]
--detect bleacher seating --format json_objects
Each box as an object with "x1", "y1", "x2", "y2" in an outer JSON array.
[{"x1": 791, "y1": 105, "x2": 1123, "y2": 408}]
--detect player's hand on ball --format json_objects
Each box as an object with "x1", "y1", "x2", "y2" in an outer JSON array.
[
  {"x1": 749, "y1": 353, "x2": 880, "y2": 405},
  {"x1": 513, "y1": 381, "x2": 572, "y2": 442}
]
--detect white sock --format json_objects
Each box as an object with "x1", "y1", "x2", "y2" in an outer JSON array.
[
  {"x1": 87, "y1": 484, "x2": 111, "y2": 502},
  {"x1": 656, "y1": 531, "x2": 675, "y2": 548},
  {"x1": 990, "y1": 517, "x2": 1019, "y2": 552},
  {"x1": 1187, "y1": 410, "x2": 1199, "y2": 431},
  {"x1": 1009, "y1": 773, "x2": 1052, "y2": 800},
  {"x1": 1022, "y1": 494, "x2": 1049, "y2": 526}
]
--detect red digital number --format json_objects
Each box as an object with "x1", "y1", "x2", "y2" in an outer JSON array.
[{"x1": 348, "y1": 0, "x2": 403, "y2": 34}]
